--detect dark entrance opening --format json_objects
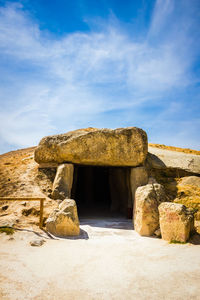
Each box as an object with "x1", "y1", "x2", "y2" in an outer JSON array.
[{"x1": 71, "y1": 165, "x2": 132, "y2": 218}]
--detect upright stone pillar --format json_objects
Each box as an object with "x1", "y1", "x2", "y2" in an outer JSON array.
[
  {"x1": 52, "y1": 163, "x2": 74, "y2": 200},
  {"x1": 130, "y1": 166, "x2": 148, "y2": 221},
  {"x1": 134, "y1": 183, "x2": 166, "y2": 235},
  {"x1": 109, "y1": 168, "x2": 132, "y2": 215}
]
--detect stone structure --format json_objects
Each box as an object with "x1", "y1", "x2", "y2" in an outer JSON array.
[
  {"x1": 130, "y1": 167, "x2": 149, "y2": 218},
  {"x1": 35, "y1": 127, "x2": 149, "y2": 226},
  {"x1": 34, "y1": 126, "x2": 198, "y2": 240},
  {"x1": 46, "y1": 199, "x2": 80, "y2": 237},
  {"x1": 34, "y1": 127, "x2": 148, "y2": 167},
  {"x1": 159, "y1": 202, "x2": 194, "y2": 243},
  {"x1": 109, "y1": 167, "x2": 132, "y2": 215},
  {"x1": 52, "y1": 163, "x2": 74, "y2": 200},
  {"x1": 134, "y1": 183, "x2": 166, "y2": 236}
]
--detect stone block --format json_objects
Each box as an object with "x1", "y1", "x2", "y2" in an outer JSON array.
[
  {"x1": 52, "y1": 163, "x2": 74, "y2": 200},
  {"x1": 130, "y1": 166, "x2": 148, "y2": 215},
  {"x1": 34, "y1": 127, "x2": 148, "y2": 167},
  {"x1": 46, "y1": 199, "x2": 80, "y2": 237},
  {"x1": 159, "y1": 202, "x2": 194, "y2": 242},
  {"x1": 134, "y1": 183, "x2": 166, "y2": 236}
]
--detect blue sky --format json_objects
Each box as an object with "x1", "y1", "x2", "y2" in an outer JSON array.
[{"x1": 0, "y1": 0, "x2": 200, "y2": 153}]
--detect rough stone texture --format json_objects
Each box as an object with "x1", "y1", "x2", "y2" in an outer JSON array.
[
  {"x1": 179, "y1": 176, "x2": 200, "y2": 187},
  {"x1": 46, "y1": 199, "x2": 80, "y2": 237},
  {"x1": 52, "y1": 163, "x2": 74, "y2": 200},
  {"x1": 130, "y1": 166, "x2": 149, "y2": 216},
  {"x1": 153, "y1": 183, "x2": 167, "y2": 203},
  {"x1": 174, "y1": 176, "x2": 200, "y2": 221},
  {"x1": 0, "y1": 215, "x2": 18, "y2": 228},
  {"x1": 148, "y1": 146, "x2": 200, "y2": 174},
  {"x1": 159, "y1": 202, "x2": 194, "y2": 243},
  {"x1": 134, "y1": 183, "x2": 166, "y2": 236},
  {"x1": 34, "y1": 127, "x2": 148, "y2": 167},
  {"x1": 148, "y1": 177, "x2": 157, "y2": 184}
]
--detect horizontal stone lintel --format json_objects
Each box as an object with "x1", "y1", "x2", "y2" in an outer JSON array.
[{"x1": 38, "y1": 162, "x2": 146, "y2": 169}]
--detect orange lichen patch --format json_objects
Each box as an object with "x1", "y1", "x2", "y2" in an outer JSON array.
[
  {"x1": 149, "y1": 143, "x2": 200, "y2": 155},
  {"x1": 174, "y1": 184, "x2": 200, "y2": 220}
]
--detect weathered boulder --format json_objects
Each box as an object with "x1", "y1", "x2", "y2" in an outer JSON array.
[
  {"x1": 134, "y1": 183, "x2": 166, "y2": 236},
  {"x1": 52, "y1": 163, "x2": 74, "y2": 200},
  {"x1": 159, "y1": 202, "x2": 194, "y2": 243},
  {"x1": 46, "y1": 199, "x2": 80, "y2": 237},
  {"x1": 34, "y1": 127, "x2": 148, "y2": 167},
  {"x1": 148, "y1": 147, "x2": 200, "y2": 174},
  {"x1": 179, "y1": 176, "x2": 200, "y2": 187}
]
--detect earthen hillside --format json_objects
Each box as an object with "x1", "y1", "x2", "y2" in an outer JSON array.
[
  {"x1": 1, "y1": 143, "x2": 199, "y2": 197},
  {"x1": 149, "y1": 143, "x2": 200, "y2": 155},
  {"x1": 0, "y1": 147, "x2": 57, "y2": 229}
]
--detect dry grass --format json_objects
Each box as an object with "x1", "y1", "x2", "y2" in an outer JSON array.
[
  {"x1": 149, "y1": 143, "x2": 200, "y2": 155},
  {"x1": 174, "y1": 184, "x2": 200, "y2": 220},
  {"x1": 0, "y1": 227, "x2": 15, "y2": 235}
]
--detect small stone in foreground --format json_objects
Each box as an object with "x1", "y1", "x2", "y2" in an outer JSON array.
[{"x1": 30, "y1": 238, "x2": 46, "y2": 247}]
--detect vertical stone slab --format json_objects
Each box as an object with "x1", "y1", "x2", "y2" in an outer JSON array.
[
  {"x1": 134, "y1": 184, "x2": 159, "y2": 236},
  {"x1": 52, "y1": 163, "x2": 74, "y2": 200},
  {"x1": 82, "y1": 166, "x2": 94, "y2": 207},
  {"x1": 134, "y1": 183, "x2": 166, "y2": 235},
  {"x1": 109, "y1": 168, "x2": 132, "y2": 215},
  {"x1": 159, "y1": 202, "x2": 194, "y2": 243},
  {"x1": 130, "y1": 166, "x2": 148, "y2": 221}
]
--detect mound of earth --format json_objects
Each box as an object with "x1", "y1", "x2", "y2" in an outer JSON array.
[
  {"x1": 149, "y1": 143, "x2": 200, "y2": 156},
  {"x1": 0, "y1": 147, "x2": 58, "y2": 229},
  {"x1": 0, "y1": 141, "x2": 200, "y2": 230}
]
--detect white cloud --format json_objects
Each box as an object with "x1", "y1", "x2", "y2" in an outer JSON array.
[{"x1": 0, "y1": 0, "x2": 199, "y2": 152}]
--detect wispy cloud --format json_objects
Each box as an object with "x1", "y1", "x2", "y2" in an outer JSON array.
[{"x1": 0, "y1": 0, "x2": 200, "y2": 153}]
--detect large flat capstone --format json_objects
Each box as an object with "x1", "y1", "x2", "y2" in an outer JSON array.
[{"x1": 34, "y1": 127, "x2": 148, "y2": 167}]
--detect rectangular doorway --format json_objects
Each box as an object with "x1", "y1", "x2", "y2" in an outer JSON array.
[{"x1": 71, "y1": 165, "x2": 132, "y2": 218}]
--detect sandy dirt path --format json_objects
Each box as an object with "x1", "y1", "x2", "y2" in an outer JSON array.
[{"x1": 0, "y1": 219, "x2": 200, "y2": 300}]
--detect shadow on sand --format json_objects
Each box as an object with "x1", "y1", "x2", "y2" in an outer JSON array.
[
  {"x1": 189, "y1": 233, "x2": 200, "y2": 245},
  {"x1": 10, "y1": 226, "x2": 89, "y2": 240}
]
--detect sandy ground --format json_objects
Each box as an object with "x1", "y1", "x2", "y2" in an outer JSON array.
[{"x1": 0, "y1": 219, "x2": 200, "y2": 300}]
